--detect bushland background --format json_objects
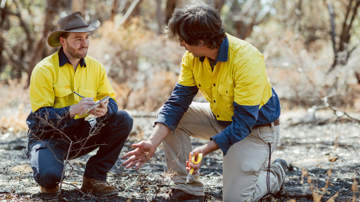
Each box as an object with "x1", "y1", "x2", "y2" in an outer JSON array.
[{"x1": 0, "y1": 0, "x2": 359, "y2": 201}]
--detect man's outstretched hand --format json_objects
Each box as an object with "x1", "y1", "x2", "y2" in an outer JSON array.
[
  {"x1": 122, "y1": 140, "x2": 156, "y2": 169},
  {"x1": 122, "y1": 123, "x2": 171, "y2": 169}
]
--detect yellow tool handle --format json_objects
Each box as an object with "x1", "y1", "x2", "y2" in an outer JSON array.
[
  {"x1": 186, "y1": 153, "x2": 203, "y2": 184},
  {"x1": 189, "y1": 168, "x2": 194, "y2": 175},
  {"x1": 188, "y1": 153, "x2": 203, "y2": 175},
  {"x1": 190, "y1": 153, "x2": 203, "y2": 164}
]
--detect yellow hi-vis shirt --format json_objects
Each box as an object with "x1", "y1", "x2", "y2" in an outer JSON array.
[
  {"x1": 178, "y1": 34, "x2": 272, "y2": 122},
  {"x1": 29, "y1": 50, "x2": 116, "y2": 118}
]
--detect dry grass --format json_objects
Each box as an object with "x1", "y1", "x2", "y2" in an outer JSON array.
[
  {"x1": 255, "y1": 27, "x2": 360, "y2": 109},
  {"x1": 297, "y1": 134, "x2": 358, "y2": 202},
  {"x1": 88, "y1": 18, "x2": 182, "y2": 112},
  {"x1": 125, "y1": 71, "x2": 178, "y2": 112},
  {"x1": 89, "y1": 18, "x2": 154, "y2": 83},
  {"x1": 0, "y1": 79, "x2": 30, "y2": 133}
]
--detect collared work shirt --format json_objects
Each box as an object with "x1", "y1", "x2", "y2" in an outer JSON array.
[
  {"x1": 157, "y1": 34, "x2": 280, "y2": 155},
  {"x1": 29, "y1": 48, "x2": 116, "y2": 113}
]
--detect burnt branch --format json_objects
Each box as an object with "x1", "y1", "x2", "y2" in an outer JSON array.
[{"x1": 32, "y1": 111, "x2": 109, "y2": 194}]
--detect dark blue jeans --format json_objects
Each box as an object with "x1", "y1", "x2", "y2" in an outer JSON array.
[{"x1": 27, "y1": 111, "x2": 133, "y2": 188}]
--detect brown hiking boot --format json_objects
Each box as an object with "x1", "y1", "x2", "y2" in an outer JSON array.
[
  {"x1": 169, "y1": 189, "x2": 205, "y2": 202},
  {"x1": 40, "y1": 185, "x2": 59, "y2": 193},
  {"x1": 37, "y1": 185, "x2": 59, "y2": 200},
  {"x1": 81, "y1": 176, "x2": 118, "y2": 196}
]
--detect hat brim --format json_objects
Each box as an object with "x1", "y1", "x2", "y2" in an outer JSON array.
[{"x1": 47, "y1": 20, "x2": 100, "y2": 47}]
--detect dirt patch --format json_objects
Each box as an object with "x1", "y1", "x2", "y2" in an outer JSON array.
[{"x1": 0, "y1": 112, "x2": 359, "y2": 201}]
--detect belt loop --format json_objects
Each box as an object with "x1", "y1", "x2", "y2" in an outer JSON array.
[{"x1": 271, "y1": 122, "x2": 274, "y2": 128}]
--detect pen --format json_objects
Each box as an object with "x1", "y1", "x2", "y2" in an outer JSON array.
[{"x1": 73, "y1": 91, "x2": 85, "y2": 98}]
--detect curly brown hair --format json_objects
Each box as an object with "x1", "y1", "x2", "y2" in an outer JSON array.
[{"x1": 168, "y1": 4, "x2": 225, "y2": 49}]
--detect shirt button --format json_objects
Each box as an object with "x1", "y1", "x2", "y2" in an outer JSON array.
[
  {"x1": 199, "y1": 84, "x2": 201, "y2": 87},
  {"x1": 213, "y1": 83, "x2": 216, "y2": 87},
  {"x1": 217, "y1": 115, "x2": 219, "y2": 118},
  {"x1": 213, "y1": 100, "x2": 216, "y2": 103}
]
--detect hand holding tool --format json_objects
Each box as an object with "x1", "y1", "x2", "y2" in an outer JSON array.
[{"x1": 186, "y1": 152, "x2": 203, "y2": 184}]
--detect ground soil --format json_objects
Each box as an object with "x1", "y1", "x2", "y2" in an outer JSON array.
[{"x1": 0, "y1": 110, "x2": 359, "y2": 201}]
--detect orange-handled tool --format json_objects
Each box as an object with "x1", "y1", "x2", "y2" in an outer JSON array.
[{"x1": 186, "y1": 152, "x2": 203, "y2": 184}]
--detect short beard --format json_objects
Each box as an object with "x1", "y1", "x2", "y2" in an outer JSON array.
[{"x1": 65, "y1": 41, "x2": 87, "y2": 59}]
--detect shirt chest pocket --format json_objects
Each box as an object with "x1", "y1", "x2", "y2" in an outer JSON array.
[
  {"x1": 217, "y1": 80, "x2": 234, "y2": 106},
  {"x1": 218, "y1": 80, "x2": 234, "y2": 97}
]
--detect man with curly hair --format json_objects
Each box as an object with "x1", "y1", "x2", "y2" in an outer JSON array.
[{"x1": 123, "y1": 4, "x2": 287, "y2": 201}]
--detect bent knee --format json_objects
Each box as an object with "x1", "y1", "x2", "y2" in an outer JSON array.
[
  {"x1": 113, "y1": 111, "x2": 133, "y2": 133},
  {"x1": 239, "y1": 161, "x2": 263, "y2": 175},
  {"x1": 35, "y1": 169, "x2": 62, "y2": 188}
]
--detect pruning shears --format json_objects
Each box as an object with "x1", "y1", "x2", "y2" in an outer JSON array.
[{"x1": 186, "y1": 152, "x2": 203, "y2": 184}]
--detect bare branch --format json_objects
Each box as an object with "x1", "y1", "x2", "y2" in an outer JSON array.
[
  {"x1": 327, "y1": 3, "x2": 337, "y2": 72},
  {"x1": 117, "y1": 0, "x2": 140, "y2": 26}
]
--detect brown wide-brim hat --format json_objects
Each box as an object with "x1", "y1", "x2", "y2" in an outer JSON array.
[{"x1": 47, "y1": 12, "x2": 100, "y2": 47}]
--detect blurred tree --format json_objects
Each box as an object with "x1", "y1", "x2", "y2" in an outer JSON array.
[
  {"x1": 110, "y1": 0, "x2": 119, "y2": 21},
  {"x1": 0, "y1": 0, "x2": 72, "y2": 85},
  {"x1": 26, "y1": 0, "x2": 60, "y2": 87},
  {"x1": 273, "y1": 0, "x2": 329, "y2": 46},
  {"x1": 224, "y1": 0, "x2": 271, "y2": 39},
  {"x1": 0, "y1": 1, "x2": 10, "y2": 77},
  {"x1": 206, "y1": 0, "x2": 225, "y2": 12},
  {"x1": 72, "y1": 0, "x2": 85, "y2": 13},
  {"x1": 0, "y1": 0, "x2": 147, "y2": 85},
  {"x1": 155, "y1": 0, "x2": 164, "y2": 34},
  {"x1": 273, "y1": 0, "x2": 360, "y2": 65},
  {"x1": 213, "y1": 0, "x2": 225, "y2": 12},
  {"x1": 120, "y1": 0, "x2": 142, "y2": 25},
  {"x1": 165, "y1": 0, "x2": 177, "y2": 24},
  {"x1": 327, "y1": 0, "x2": 360, "y2": 73},
  {"x1": 164, "y1": 0, "x2": 224, "y2": 25},
  {"x1": 1, "y1": 0, "x2": 37, "y2": 82}
]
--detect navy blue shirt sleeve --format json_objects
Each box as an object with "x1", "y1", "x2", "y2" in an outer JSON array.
[
  {"x1": 106, "y1": 98, "x2": 118, "y2": 116},
  {"x1": 26, "y1": 98, "x2": 118, "y2": 134},
  {"x1": 26, "y1": 106, "x2": 76, "y2": 134},
  {"x1": 211, "y1": 102, "x2": 259, "y2": 155},
  {"x1": 155, "y1": 83, "x2": 198, "y2": 130}
]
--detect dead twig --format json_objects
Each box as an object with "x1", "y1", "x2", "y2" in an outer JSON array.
[{"x1": 32, "y1": 112, "x2": 108, "y2": 196}]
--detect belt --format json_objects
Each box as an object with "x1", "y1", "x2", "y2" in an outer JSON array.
[{"x1": 253, "y1": 119, "x2": 280, "y2": 129}]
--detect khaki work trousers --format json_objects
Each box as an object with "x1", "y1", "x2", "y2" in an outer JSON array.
[{"x1": 162, "y1": 102, "x2": 285, "y2": 202}]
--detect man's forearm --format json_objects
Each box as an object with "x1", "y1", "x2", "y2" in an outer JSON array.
[
  {"x1": 203, "y1": 141, "x2": 219, "y2": 155},
  {"x1": 149, "y1": 123, "x2": 171, "y2": 147},
  {"x1": 26, "y1": 106, "x2": 75, "y2": 132}
]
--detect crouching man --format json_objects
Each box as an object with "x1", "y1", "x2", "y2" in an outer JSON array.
[
  {"x1": 122, "y1": 4, "x2": 287, "y2": 202},
  {"x1": 26, "y1": 12, "x2": 133, "y2": 197}
]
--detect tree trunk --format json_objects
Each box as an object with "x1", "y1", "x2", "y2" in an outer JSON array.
[
  {"x1": 118, "y1": 0, "x2": 142, "y2": 26},
  {"x1": 0, "y1": 3, "x2": 8, "y2": 75},
  {"x1": 229, "y1": 0, "x2": 268, "y2": 39},
  {"x1": 25, "y1": 0, "x2": 59, "y2": 88},
  {"x1": 155, "y1": 0, "x2": 164, "y2": 34},
  {"x1": 0, "y1": 32, "x2": 5, "y2": 75},
  {"x1": 110, "y1": 0, "x2": 119, "y2": 22},
  {"x1": 328, "y1": 0, "x2": 360, "y2": 73},
  {"x1": 165, "y1": 0, "x2": 177, "y2": 25}
]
